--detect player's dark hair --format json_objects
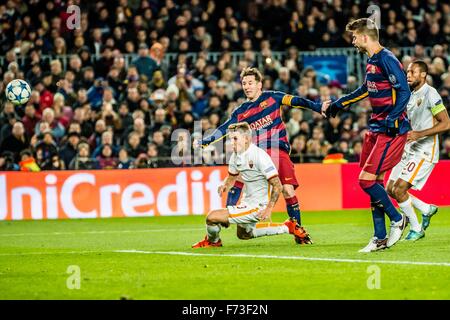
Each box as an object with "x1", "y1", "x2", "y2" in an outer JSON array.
[
  {"x1": 346, "y1": 18, "x2": 379, "y2": 41},
  {"x1": 411, "y1": 60, "x2": 428, "y2": 75},
  {"x1": 240, "y1": 67, "x2": 263, "y2": 83}
]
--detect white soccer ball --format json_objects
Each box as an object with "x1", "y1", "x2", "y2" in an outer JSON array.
[{"x1": 5, "y1": 79, "x2": 31, "y2": 105}]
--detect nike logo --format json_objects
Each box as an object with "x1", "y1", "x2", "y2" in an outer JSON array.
[
  {"x1": 243, "y1": 111, "x2": 251, "y2": 118},
  {"x1": 285, "y1": 178, "x2": 292, "y2": 181}
]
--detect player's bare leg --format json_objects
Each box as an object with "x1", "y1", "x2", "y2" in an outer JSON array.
[
  {"x1": 358, "y1": 170, "x2": 406, "y2": 251},
  {"x1": 282, "y1": 184, "x2": 313, "y2": 244},
  {"x1": 192, "y1": 209, "x2": 228, "y2": 248},
  {"x1": 192, "y1": 206, "x2": 307, "y2": 247},
  {"x1": 387, "y1": 179, "x2": 425, "y2": 241}
]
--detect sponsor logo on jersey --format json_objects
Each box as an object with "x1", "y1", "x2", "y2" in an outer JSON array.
[
  {"x1": 367, "y1": 81, "x2": 378, "y2": 93},
  {"x1": 249, "y1": 114, "x2": 273, "y2": 130}
]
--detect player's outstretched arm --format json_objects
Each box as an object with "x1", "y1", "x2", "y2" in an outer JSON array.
[
  {"x1": 407, "y1": 106, "x2": 450, "y2": 142},
  {"x1": 330, "y1": 83, "x2": 368, "y2": 116},
  {"x1": 197, "y1": 110, "x2": 239, "y2": 149},
  {"x1": 258, "y1": 176, "x2": 282, "y2": 221},
  {"x1": 278, "y1": 92, "x2": 325, "y2": 114}
]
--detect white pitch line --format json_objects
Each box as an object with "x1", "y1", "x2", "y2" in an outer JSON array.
[
  {"x1": 0, "y1": 228, "x2": 203, "y2": 237},
  {"x1": 0, "y1": 250, "x2": 101, "y2": 257},
  {"x1": 114, "y1": 250, "x2": 450, "y2": 267}
]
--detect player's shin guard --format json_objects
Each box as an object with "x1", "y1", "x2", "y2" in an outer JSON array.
[
  {"x1": 371, "y1": 199, "x2": 387, "y2": 239},
  {"x1": 252, "y1": 223, "x2": 289, "y2": 238},
  {"x1": 206, "y1": 224, "x2": 221, "y2": 243},
  {"x1": 285, "y1": 196, "x2": 301, "y2": 225},
  {"x1": 226, "y1": 181, "x2": 244, "y2": 206},
  {"x1": 359, "y1": 179, "x2": 402, "y2": 222}
]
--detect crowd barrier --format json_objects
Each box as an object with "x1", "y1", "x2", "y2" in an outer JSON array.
[{"x1": 1, "y1": 161, "x2": 449, "y2": 220}]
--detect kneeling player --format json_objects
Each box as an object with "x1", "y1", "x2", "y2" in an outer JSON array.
[
  {"x1": 192, "y1": 122, "x2": 310, "y2": 248},
  {"x1": 387, "y1": 60, "x2": 450, "y2": 241}
]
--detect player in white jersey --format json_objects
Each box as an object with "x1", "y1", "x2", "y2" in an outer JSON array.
[
  {"x1": 387, "y1": 60, "x2": 450, "y2": 241},
  {"x1": 192, "y1": 122, "x2": 311, "y2": 248}
]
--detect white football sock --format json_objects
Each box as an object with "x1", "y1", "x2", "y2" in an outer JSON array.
[
  {"x1": 398, "y1": 197, "x2": 421, "y2": 232},
  {"x1": 206, "y1": 224, "x2": 221, "y2": 243},
  {"x1": 252, "y1": 223, "x2": 289, "y2": 238},
  {"x1": 410, "y1": 195, "x2": 431, "y2": 215}
]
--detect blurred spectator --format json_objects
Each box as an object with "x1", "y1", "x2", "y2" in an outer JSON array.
[
  {"x1": 0, "y1": 121, "x2": 28, "y2": 162},
  {"x1": 19, "y1": 149, "x2": 40, "y2": 172},
  {"x1": 274, "y1": 67, "x2": 298, "y2": 94},
  {"x1": 34, "y1": 131, "x2": 58, "y2": 170},
  {"x1": 36, "y1": 108, "x2": 65, "y2": 140},
  {"x1": 96, "y1": 144, "x2": 118, "y2": 169},
  {"x1": 59, "y1": 132, "x2": 81, "y2": 168},
  {"x1": 0, "y1": 151, "x2": 20, "y2": 171},
  {"x1": 125, "y1": 131, "x2": 146, "y2": 159},
  {"x1": 132, "y1": 43, "x2": 158, "y2": 79},
  {"x1": 69, "y1": 142, "x2": 99, "y2": 170},
  {"x1": 116, "y1": 147, "x2": 134, "y2": 169},
  {"x1": 22, "y1": 104, "x2": 41, "y2": 139}
]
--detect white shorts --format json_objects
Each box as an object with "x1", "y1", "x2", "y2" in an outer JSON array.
[
  {"x1": 227, "y1": 203, "x2": 265, "y2": 225},
  {"x1": 389, "y1": 153, "x2": 435, "y2": 190}
]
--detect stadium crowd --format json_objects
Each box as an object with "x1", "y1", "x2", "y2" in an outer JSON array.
[{"x1": 0, "y1": 0, "x2": 449, "y2": 171}]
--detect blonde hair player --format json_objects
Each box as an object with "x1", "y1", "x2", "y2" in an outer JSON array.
[
  {"x1": 192, "y1": 122, "x2": 310, "y2": 248},
  {"x1": 387, "y1": 60, "x2": 450, "y2": 241}
]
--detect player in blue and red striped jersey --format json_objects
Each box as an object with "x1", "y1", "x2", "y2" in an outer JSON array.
[
  {"x1": 324, "y1": 18, "x2": 411, "y2": 252},
  {"x1": 197, "y1": 67, "x2": 332, "y2": 244}
]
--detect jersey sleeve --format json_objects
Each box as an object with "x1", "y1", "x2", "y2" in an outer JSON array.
[
  {"x1": 274, "y1": 91, "x2": 322, "y2": 113},
  {"x1": 428, "y1": 89, "x2": 446, "y2": 116},
  {"x1": 256, "y1": 148, "x2": 279, "y2": 180},
  {"x1": 334, "y1": 81, "x2": 368, "y2": 109},
  {"x1": 379, "y1": 54, "x2": 411, "y2": 121},
  {"x1": 201, "y1": 108, "x2": 239, "y2": 147}
]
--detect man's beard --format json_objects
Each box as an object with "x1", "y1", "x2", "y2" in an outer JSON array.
[
  {"x1": 355, "y1": 45, "x2": 367, "y2": 54},
  {"x1": 409, "y1": 80, "x2": 421, "y2": 91}
]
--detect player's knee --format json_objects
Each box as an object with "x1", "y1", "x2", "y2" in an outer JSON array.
[
  {"x1": 206, "y1": 210, "x2": 220, "y2": 224},
  {"x1": 386, "y1": 183, "x2": 395, "y2": 197},
  {"x1": 392, "y1": 185, "x2": 407, "y2": 200},
  {"x1": 358, "y1": 179, "x2": 376, "y2": 190},
  {"x1": 282, "y1": 185, "x2": 295, "y2": 198},
  {"x1": 236, "y1": 226, "x2": 253, "y2": 240}
]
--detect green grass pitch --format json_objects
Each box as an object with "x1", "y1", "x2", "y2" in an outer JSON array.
[{"x1": 0, "y1": 209, "x2": 449, "y2": 299}]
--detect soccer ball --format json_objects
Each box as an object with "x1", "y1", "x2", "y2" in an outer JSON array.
[{"x1": 5, "y1": 79, "x2": 31, "y2": 105}]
